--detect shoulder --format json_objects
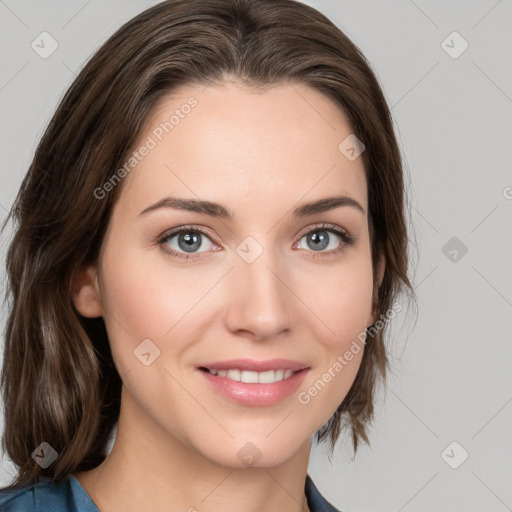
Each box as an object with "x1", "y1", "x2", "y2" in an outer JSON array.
[
  {"x1": 0, "y1": 475, "x2": 99, "y2": 512},
  {"x1": 305, "y1": 474, "x2": 343, "y2": 512},
  {"x1": 0, "y1": 479, "x2": 37, "y2": 511}
]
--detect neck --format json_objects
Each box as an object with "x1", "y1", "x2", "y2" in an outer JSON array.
[{"x1": 75, "y1": 385, "x2": 312, "y2": 512}]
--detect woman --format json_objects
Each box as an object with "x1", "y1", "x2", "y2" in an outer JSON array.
[{"x1": 0, "y1": 0, "x2": 415, "y2": 510}]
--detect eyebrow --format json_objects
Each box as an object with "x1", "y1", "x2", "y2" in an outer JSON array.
[{"x1": 138, "y1": 194, "x2": 365, "y2": 218}]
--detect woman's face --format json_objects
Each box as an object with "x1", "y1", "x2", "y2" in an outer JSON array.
[{"x1": 76, "y1": 80, "x2": 382, "y2": 468}]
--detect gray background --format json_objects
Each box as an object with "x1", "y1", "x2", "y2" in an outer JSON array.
[{"x1": 1, "y1": 1, "x2": 511, "y2": 511}]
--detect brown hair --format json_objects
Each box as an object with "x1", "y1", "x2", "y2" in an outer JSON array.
[{"x1": 1, "y1": 0, "x2": 416, "y2": 488}]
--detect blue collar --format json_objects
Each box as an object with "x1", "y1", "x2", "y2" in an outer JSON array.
[
  {"x1": 1, "y1": 472, "x2": 341, "y2": 511},
  {"x1": 305, "y1": 473, "x2": 341, "y2": 512}
]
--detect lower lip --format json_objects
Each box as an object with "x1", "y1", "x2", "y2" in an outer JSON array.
[{"x1": 197, "y1": 368, "x2": 310, "y2": 406}]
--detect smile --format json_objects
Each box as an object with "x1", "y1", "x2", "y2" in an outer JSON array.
[
  {"x1": 200, "y1": 367, "x2": 296, "y2": 383},
  {"x1": 197, "y1": 367, "x2": 310, "y2": 406}
]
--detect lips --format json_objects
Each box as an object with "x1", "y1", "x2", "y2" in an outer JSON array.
[
  {"x1": 197, "y1": 365, "x2": 310, "y2": 406},
  {"x1": 196, "y1": 358, "x2": 309, "y2": 372},
  {"x1": 195, "y1": 358, "x2": 311, "y2": 406}
]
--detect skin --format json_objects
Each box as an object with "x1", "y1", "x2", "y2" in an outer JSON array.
[{"x1": 72, "y1": 80, "x2": 385, "y2": 512}]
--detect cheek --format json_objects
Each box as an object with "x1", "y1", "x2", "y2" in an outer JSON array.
[
  {"x1": 98, "y1": 241, "x2": 216, "y2": 373},
  {"x1": 303, "y1": 253, "x2": 375, "y2": 347},
  {"x1": 298, "y1": 263, "x2": 372, "y2": 426},
  {"x1": 97, "y1": 243, "x2": 171, "y2": 372},
  {"x1": 100, "y1": 241, "x2": 194, "y2": 334},
  {"x1": 296, "y1": 255, "x2": 373, "y2": 415},
  {"x1": 96, "y1": 246, "x2": 201, "y2": 416}
]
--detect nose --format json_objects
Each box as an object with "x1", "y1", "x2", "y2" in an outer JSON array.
[{"x1": 223, "y1": 243, "x2": 292, "y2": 341}]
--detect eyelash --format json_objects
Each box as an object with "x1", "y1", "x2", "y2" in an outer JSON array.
[{"x1": 156, "y1": 222, "x2": 356, "y2": 261}]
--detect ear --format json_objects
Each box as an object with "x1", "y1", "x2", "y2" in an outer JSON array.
[
  {"x1": 367, "y1": 251, "x2": 386, "y2": 326},
  {"x1": 71, "y1": 263, "x2": 103, "y2": 318}
]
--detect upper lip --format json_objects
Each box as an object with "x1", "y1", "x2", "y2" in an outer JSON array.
[{"x1": 196, "y1": 358, "x2": 310, "y2": 372}]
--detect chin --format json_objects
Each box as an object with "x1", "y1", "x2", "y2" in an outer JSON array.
[{"x1": 197, "y1": 435, "x2": 307, "y2": 470}]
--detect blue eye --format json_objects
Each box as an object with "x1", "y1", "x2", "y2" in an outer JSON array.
[
  {"x1": 295, "y1": 224, "x2": 355, "y2": 256},
  {"x1": 157, "y1": 226, "x2": 216, "y2": 260},
  {"x1": 298, "y1": 228, "x2": 353, "y2": 252},
  {"x1": 157, "y1": 223, "x2": 355, "y2": 261}
]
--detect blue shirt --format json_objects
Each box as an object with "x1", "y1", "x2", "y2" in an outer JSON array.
[{"x1": 0, "y1": 473, "x2": 341, "y2": 511}]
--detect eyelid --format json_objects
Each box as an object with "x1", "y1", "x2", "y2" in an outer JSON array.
[
  {"x1": 156, "y1": 224, "x2": 216, "y2": 241},
  {"x1": 295, "y1": 222, "x2": 353, "y2": 242}
]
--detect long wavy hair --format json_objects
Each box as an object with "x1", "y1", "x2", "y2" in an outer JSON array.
[{"x1": 1, "y1": 0, "x2": 416, "y2": 488}]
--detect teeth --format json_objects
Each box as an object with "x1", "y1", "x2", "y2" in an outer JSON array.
[{"x1": 208, "y1": 368, "x2": 296, "y2": 383}]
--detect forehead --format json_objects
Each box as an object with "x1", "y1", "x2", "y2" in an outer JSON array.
[{"x1": 120, "y1": 81, "x2": 368, "y2": 218}]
